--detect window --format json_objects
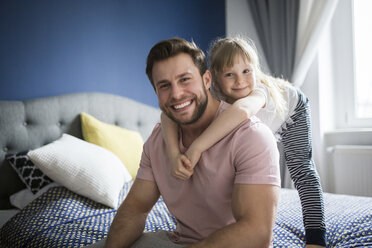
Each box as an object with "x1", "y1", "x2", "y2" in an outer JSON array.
[
  {"x1": 331, "y1": 0, "x2": 372, "y2": 128},
  {"x1": 352, "y1": 0, "x2": 372, "y2": 119}
]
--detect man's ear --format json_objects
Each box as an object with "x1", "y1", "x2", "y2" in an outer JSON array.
[
  {"x1": 151, "y1": 83, "x2": 159, "y2": 96},
  {"x1": 154, "y1": 88, "x2": 159, "y2": 96},
  {"x1": 202, "y1": 70, "x2": 212, "y2": 90}
]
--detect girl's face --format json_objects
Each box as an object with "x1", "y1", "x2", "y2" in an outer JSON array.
[{"x1": 216, "y1": 55, "x2": 256, "y2": 104}]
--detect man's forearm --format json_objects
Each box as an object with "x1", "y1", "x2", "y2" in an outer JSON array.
[
  {"x1": 105, "y1": 203, "x2": 148, "y2": 248},
  {"x1": 188, "y1": 185, "x2": 279, "y2": 248},
  {"x1": 105, "y1": 179, "x2": 160, "y2": 248},
  {"x1": 187, "y1": 220, "x2": 272, "y2": 248}
]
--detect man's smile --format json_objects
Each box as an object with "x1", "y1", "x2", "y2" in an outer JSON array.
[{"x1": 173, "y1": 100, "x2": 192, "y2": 110}]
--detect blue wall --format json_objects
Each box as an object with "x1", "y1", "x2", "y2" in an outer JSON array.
[{"x1": 0, "y1": 0, "x2": 225, "y2": 107}]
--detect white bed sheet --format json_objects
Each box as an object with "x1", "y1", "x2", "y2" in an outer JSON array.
[{"x1": 0, "y1": 209, "x2": 19, "y2": 228}]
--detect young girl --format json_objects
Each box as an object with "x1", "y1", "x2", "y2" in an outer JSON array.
[{"x1": 161, "y1": 36, "x2": 326, "y2": 247}]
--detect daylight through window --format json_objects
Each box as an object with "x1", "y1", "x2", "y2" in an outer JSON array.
[{"x1": 353, "y1": 0, "x2": 372, "y2": 118}]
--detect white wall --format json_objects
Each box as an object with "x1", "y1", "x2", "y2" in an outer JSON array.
[{"x1": 225, "y1": 0, "x2": 270, "y2": 73}]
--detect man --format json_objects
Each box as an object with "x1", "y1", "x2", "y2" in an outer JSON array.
[{"x1": 104, "y1": 38, "x2": 280, "y2": 248}]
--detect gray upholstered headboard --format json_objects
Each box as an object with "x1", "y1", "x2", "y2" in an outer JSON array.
[{"x1": 0, "y1": 92, "x2": 161, "y2": 209}]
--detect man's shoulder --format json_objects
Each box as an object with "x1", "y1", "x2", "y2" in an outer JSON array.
[
  {"x1": 144, "y1": 122, "x2": 163, "y2": 146},
  {"x1": 219, "y1": 101, "x2": 269, "y2": 134},
  {"x1": 219, "y1": 101, "x2": 264, "y2": 128},
  {"x1": 237, "y1": 116, "x2": 273, "y2": 138},
  {"x1": 228, "y1": 114, "x2": 276, "y2": 146}
]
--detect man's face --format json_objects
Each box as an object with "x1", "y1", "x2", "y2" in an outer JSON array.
[{"x1": 152, "y1": 53, "x2": 210, "y2": 125}]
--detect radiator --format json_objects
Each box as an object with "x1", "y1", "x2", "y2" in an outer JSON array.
[{"x1": 328, "y1": 145, "x2": 372, "y2": 197}]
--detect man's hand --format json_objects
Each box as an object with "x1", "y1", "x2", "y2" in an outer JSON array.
[
  {"x1": 170, "y1": 153, "x2": 194, "y2": 180},
  {"x1": 105, "y1": 179, "x2": 160, "y2": 248}
]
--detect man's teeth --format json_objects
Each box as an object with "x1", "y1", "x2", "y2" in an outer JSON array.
[{"x1": 174, "y1": 101, "x2": 191, "y2": 110}]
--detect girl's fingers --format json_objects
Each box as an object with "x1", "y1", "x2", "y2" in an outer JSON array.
[
  {"x1": 177, "y1": 166, "x2": 193, "y2": 180},
  {"x1": 179, "y1": 155, "x2": 192, "y2": 169},
  {"x1": 176, "y1": 173, "x2": 188, "y2": 181},
  {"x1": 173, "y1": 171, "x2": 185, "y2": 180},
  {"x1": 171, "y1": 154, "x2": 194, "y2": 180}
]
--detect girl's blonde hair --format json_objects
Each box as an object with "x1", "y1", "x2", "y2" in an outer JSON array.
[{"x1": 209, "y1": 36, "x2": 290, "y2": 118}]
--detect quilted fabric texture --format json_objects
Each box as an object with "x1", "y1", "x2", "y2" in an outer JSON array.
[
  {"x1": 274, "y1": 189, "x2": 372, "y2": 247},
  {"x1": 1, "y1": 188, "x2": 371, "y2": 247},
  {"x1": 6, "y1": 152, "x2": 53, "y2": 194},
  {"x1": 0, "y1": 182, "x2": 177, "y2": 247},
  {"x1": 27, "y1": 134, "x2": 132, "y2": 208}
]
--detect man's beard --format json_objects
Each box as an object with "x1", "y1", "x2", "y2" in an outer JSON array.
[{"x1": 161, "y1": 85, "x2": 208, "y2": 125}]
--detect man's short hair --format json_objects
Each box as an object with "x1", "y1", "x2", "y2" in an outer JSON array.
[{"x1": 146, "y1": 38, "x2": 207, "y2": 89}]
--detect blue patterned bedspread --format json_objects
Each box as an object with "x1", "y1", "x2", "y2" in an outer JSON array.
[
  {"x1": 0, "y1": 182, "x2": 176, "y2": 247},
  {"x1": 275, "y1": 189, "x2": 372, "y2": 247},
  {"x1": 1, "y1": 184, "x2": 371, "y2": 247}
]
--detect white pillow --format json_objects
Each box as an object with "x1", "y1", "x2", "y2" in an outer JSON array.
[{"x1": 28, "y1": 134, "x2": 132, "y2": 208}]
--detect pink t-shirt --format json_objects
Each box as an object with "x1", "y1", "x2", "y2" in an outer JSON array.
[{"x1": 136, "y1": 101, "x2": 280, "y2": 244}]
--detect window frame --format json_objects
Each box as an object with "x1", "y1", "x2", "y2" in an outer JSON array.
[{"x1": 331, "y1": 0, "x2": 372, "y2": 129}]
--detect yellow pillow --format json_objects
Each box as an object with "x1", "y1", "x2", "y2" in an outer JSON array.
[{"x1": 80, "y1": 112, "x2": 143, "y2": 178}]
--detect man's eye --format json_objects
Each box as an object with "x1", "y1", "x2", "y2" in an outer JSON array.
[
  {"x1": 180, "y1": 77, "x2": 190, "y2": 83},
  {"x1": 159, "y1": 84, "x2": 169, "y2": 89}
]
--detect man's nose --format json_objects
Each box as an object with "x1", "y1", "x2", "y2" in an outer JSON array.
[{"x1": 170, "y1": 84, "x2": 183, "y2": 99}]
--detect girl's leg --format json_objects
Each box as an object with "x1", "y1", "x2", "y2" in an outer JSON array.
[{"x1": 279, "y1": 90, "x2": 326, "y2": 246}]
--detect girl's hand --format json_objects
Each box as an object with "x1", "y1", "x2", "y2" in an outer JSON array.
[
  {"x1": 185, "y1": 145, "x2": 202, "y2": 170},
  {"x1": 171, "y1": 153, "x2": 194, "y2": 180}
]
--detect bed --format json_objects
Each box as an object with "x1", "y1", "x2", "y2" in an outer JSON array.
[{"x1": 0, "y1": 92, "x2": 371, "y2": 248}]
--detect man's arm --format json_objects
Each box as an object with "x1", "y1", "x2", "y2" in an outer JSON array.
[
  {"x1": 188, "y1": 184, "x2": 280, "y2": 248},
  {"x1": 105, "y1": 179, "x2": 160, "y2": 248}
]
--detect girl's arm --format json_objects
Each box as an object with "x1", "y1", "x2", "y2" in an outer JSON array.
[
  {"x1": 186, "y1": 89, "x2": 266, "y2": 167},
  {"x1": 161, "y1": 113, "x2": 193, "y2": 180}
]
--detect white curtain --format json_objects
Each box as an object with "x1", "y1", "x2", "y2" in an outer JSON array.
[{"x1": 292, "y1": 0, "x2": 339, "y2": 87}]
